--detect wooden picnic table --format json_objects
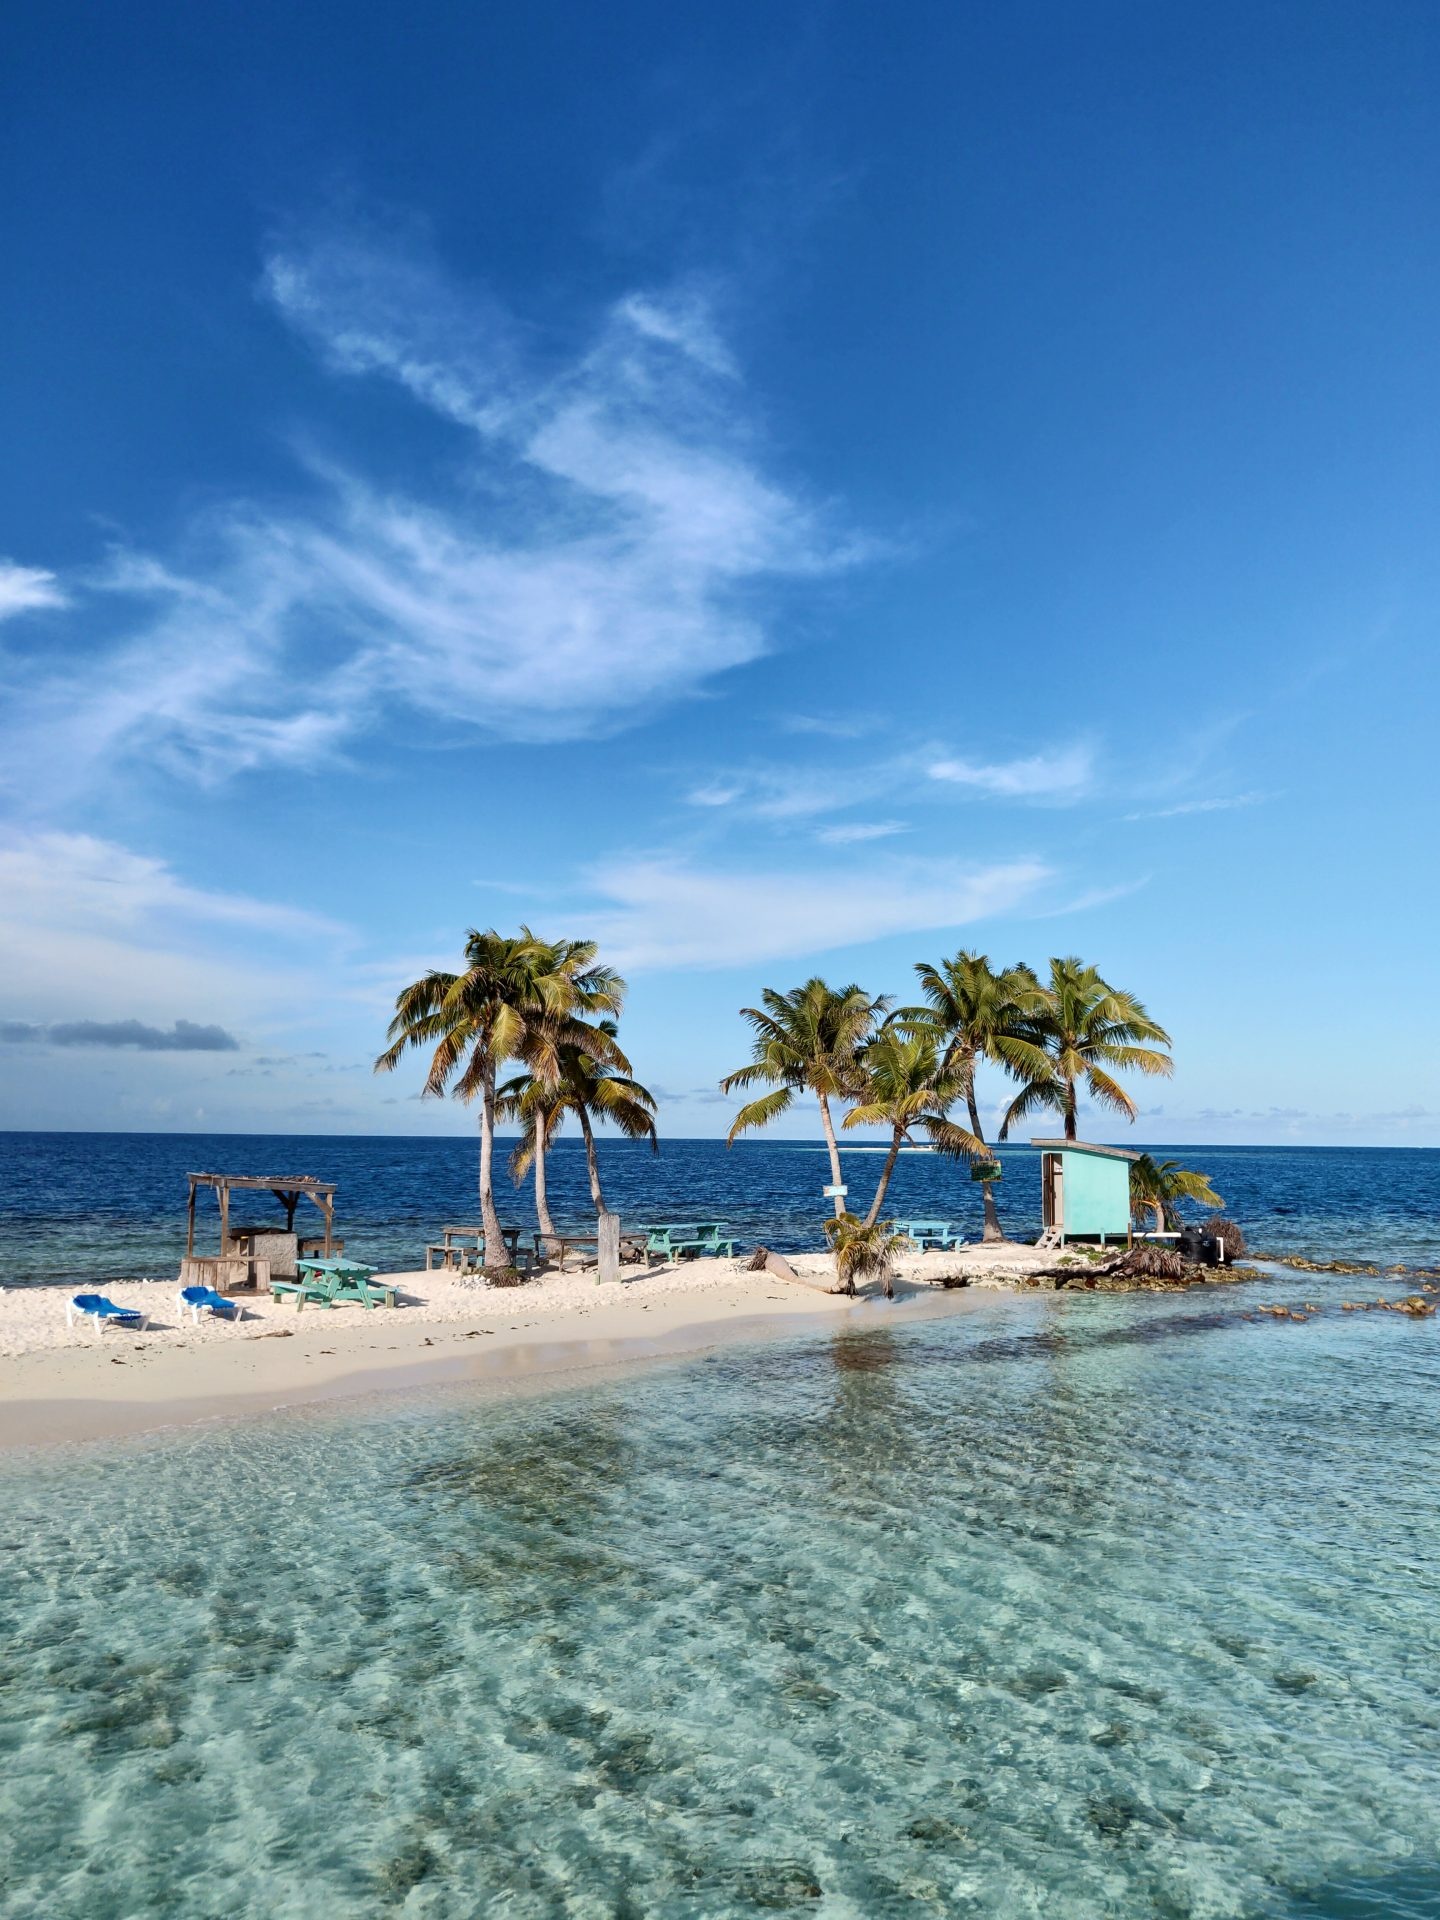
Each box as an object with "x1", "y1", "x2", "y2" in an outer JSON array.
[
  {"x1": 537, "y1": 1233, "x2": 599, "y2": 1272},
  {"x1": 426, "y1": 1224, "x2": 529, "y2": 1271}
]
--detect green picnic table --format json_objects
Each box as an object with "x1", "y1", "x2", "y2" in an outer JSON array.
[
  {"x1": 636, "y1": 1222, "x2": 738, "y2": 1262},
  {"x1": 272, "y1": 1258, "x2": 397, "y2": 1310}
]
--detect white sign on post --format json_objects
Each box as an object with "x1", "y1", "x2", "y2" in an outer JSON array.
[{"x1": 823, "y1": 1184, "x2": 848, "y2": 1198}]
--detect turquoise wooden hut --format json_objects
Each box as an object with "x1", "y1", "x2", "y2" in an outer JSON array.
[{"x1": 1031, "y1": 1139, "x2": 1138, "y2": 1246}]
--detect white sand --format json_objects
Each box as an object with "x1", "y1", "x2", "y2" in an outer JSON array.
[{"x1": 0, "y1": 1244, "x2": 1057, "y2": 1450}]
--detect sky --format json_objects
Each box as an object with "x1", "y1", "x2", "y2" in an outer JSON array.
[{"x1": 1, "y1": 0, "x2": 1437, "y2": 1146}]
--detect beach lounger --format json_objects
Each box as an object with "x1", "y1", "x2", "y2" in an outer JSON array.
[
  {"x1": 176, "y1": 1284, "x2": 245, "y2": 1325},
  {"x1": 67, "y1": 1293, "x2": 150, "y2": 1336}
]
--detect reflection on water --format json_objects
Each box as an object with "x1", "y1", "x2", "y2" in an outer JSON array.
[{"x1": 2, "y1": 1284, "x2": 1438, "y2": 1916}]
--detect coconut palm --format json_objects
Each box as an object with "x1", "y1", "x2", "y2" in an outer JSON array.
[
  {"x1": 824, "y1": 1213, "x2": 912, "y2": 1300},
  {"x1": 1129, "y1": 1155, "x2": 1224, "y2": 1231},
  {"x1": 843, "y1": 1028, "x2": 984, "y2": 1226},
  {"x1": 552, "y1": 1020, "x2": 658, "y2": 1216},
  {"x1": 901, "y1": 951, "x2": 1043, "y2": 1242},
  {"x1": 375, "y1": 930, "x2": 624, "y2": 1275},
  {"x1": 998, "y1": 957, "x2": 1172, "y2": 1144},
  {"x1": 495, "y1": 1070, "x2": 565, "y2": 1239},
  {"x1": 721, "y1": 979, "x2": 887, "y2": 1217}
]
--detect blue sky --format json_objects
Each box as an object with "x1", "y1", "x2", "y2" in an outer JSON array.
[{"x1": 1, "y1": 1, "x2": 1436, "y2": 1145}]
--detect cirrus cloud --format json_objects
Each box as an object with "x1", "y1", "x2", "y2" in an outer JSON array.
[
  {"x1": 1, "y1": 228, "x2": 866, "y2": 797},
  {"x1": 0, "y1": 560, "x2": 66, "y2": 622},
  {"x1": 585, "y1": 853, "x2": 1050, "y2": 971}
]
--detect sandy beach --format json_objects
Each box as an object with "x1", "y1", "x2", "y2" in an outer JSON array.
[{"x1": 0, "y1": 1245, "x2": 1057, "y2": 1450}]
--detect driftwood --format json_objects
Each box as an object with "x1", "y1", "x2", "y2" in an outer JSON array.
[{"x1": 746, "y1": 1247, "x2": 839, "y2": 1295}]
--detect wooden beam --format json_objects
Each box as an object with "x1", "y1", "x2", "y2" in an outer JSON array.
[
  {"x1": 186, "y1": 1179, "x2": 197, "y2": 1256},
  {"x1": 323, "y1": 1195, "x2": 333, "y2": 1257},
  {"x1": 218, "y1": 1181, "x2": 229, "y2": 1256}
]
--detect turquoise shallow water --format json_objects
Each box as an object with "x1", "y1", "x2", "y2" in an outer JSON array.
[{"x1": 3, "y1": 1280, "x2": 1440, "y2": 1917}]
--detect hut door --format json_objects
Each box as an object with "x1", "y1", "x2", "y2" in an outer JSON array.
[{"x1": 1049, "y1": 1157, "x2": 1064, "y2": 1229}]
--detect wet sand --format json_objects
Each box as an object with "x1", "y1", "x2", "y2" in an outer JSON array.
[{"x1": 0, "y1": 1247, "x2": 1053, "y2": 1450}]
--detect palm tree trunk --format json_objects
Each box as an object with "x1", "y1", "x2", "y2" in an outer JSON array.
[
  {"x1": 533, "y1": 1124, "x2": 556, "y2": 1239},
  {"x1": 817, "y1": 1092, "x2": 846, "y2": 1217},
  {"x1": 577, "y1": 1106, "x2": 606, "y2": 1215},
  {"x1": 864, "y1": 1127, "x2": 906, "y2": 1226},
  {"x1": 965, "y1": 1083, "x2": 1005, "y2": 1243},
  {"x1": 478, "y1": 1060, "x2": 509, "y2": 1273},
  {"x1": 1063, "y1": 1081, "x2": 1078, "y2": 1141}
]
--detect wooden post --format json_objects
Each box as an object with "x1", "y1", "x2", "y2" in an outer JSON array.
[
  {"x1": 186, "y1": 1179, "x2": 197, "y2": 1256},
  {"x1": 323, "y1": 1195, "x2": 333, "y2": 1257},
  {"x1": 597, "y1": 1211, "x2": 621, "y2": 1285},
  {"x1": 218, "y1": 1181, "x2": 229, "y2": 1255}
]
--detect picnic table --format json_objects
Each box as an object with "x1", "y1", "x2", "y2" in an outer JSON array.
[
  {"x1": 892, "y1": 1219, "x2": 965, "y2": 1250},
  {"x1": 425, "y1": 1224, "x2": 529, "y2": 1272},
  {"x1": 274, "y1": 1258, "x2": 398, "y2": 1310},
  {"x1": 636, "y1": 1222, "x2": 738, "y2": 1262}
]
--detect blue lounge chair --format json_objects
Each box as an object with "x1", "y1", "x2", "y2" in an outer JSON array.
[
  {"x1": 176, "y1": 1284, "x2": 244, "y2": 1325},
  {"x1": 67, "y1": 1293, "x2": 150, "y2": 1336}
]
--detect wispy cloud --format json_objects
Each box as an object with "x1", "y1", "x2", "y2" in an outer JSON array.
[
  {"x1": 928, "y1": 744, "x2": 1094, "y2": 800},
  {"x1": 0, "y1": 560, "x2": 66, "y2": 622},
  {"x1": 586, "y1": 854, "x2": 1049, "y2": 970},
  {"x1": 0, "y1": 1018, "x2": 239, "y2": 1052},
  {"x1": 1124, "y1": 791, "x2": 1273, "y2": 822},
  {"x1": 683, "y1": 763, "x2": 879, "y2": 821},
  {"x1": 815, "y1": 820, "x2": 908, "y2": 845},
  {"x1": 1034, "y1": 877, "x2": 1151, "y2": 917},
  {"x1": 2, "y1": 228, "x2": 863, "y2": 793},
  {"x1": 685, "y1": 739, "x2": 1094, "y2": 831}
]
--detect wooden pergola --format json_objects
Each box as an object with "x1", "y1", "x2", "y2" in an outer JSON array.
[{"x1": 185, "y1": 1172, "x2": 337, "y2": 1257}]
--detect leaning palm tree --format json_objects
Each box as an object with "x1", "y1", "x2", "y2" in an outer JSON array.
[
  {"x1": 721, "y1": 980, "x2": 887, "y2": 1217},
  {"x1": 998, "y1": 957, "x2": 1172, "y2": 1145},
  {"x1": 843, "y1": 1028, "x2": 984, "y2": 1226},
  {"x1": 375, "y1": 929, "x2": 624, "y2": 1275},
  {"x1": 496, "y1": 1070, "x2": 566, "y2": 1239},
  {"x1": 553, "y1": 1020, "x2": 658, "y2": 1217},
  {"x1": 901, "y1": 951, "x2": 1043, "y2": 1242},
  {"x1": 1129, "y1": 1154, "x2": 1224, "y2": 1231}
]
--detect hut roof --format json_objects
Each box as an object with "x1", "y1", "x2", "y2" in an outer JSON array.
[{"x1": 1029, "y1": 1138, "x2": 1140, "y2": 1162}]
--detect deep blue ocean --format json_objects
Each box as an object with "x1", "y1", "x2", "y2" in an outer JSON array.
[{"x1": 1, "y1": 1130, "x2": 1437, "y2": 1286}]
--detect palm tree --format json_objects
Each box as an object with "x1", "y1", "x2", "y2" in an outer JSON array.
[
  {"x1": 998, "y1": 957, "x2": 1172, "y2": 1144},
  {"x1": 553, "y1": 1021, "x2": 658, "y2": 1216},
  {"x1": 495, "y1": 1070, "x2": 565, "y2": 1239},
  {"x1": 902, "y1": 951, "x2": 1043, "y2": 1242},
  {"x1": 375, "y1": 929, "x2": 624, "y2": 1274},
  {"x1": 1129, "y1": 1155, "x2": 1224, "y2": 1231},
  {"x1": 721, "y1": 980, "x2": 887, "y2": 1217},
  {"x1": 842, "y1": 1028, "x2": 983, "y2": 1226},
  {"x1": 823, "y1": 1213, "x2": 911, "y2": 1300}
]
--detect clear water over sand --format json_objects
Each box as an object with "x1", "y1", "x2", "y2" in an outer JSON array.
[{"x1": 3, "y1": 1280, "x2": 1437, "y2": 1916}]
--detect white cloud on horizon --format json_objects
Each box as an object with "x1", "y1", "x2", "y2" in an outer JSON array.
[
  {"x1": 584, "y1": 854, "x2": 1050, "y2": 970},
  {"x1": 0, "y1": 828, "x2": 345, "y2": 1029},
  {"x1": 0, "y1": 560, "x2": 67, "y2": 621},
  {"x1": 1, "y1": 231, "x2": 863, "y2": 794}
]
